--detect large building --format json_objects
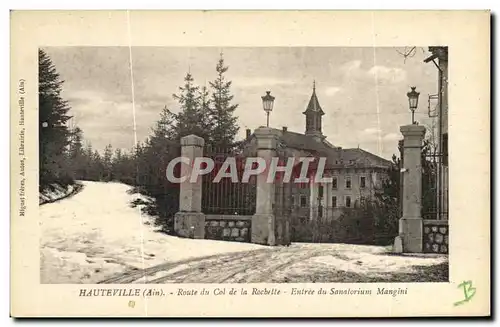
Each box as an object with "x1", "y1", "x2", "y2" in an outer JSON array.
[{"x1": 245, "y1": 84, "x2": 393, "y2": 222}]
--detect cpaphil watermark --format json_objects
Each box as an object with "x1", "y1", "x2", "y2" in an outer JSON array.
[{"x1": 166, "y1": 156, "x2": 333, "y2": 184}]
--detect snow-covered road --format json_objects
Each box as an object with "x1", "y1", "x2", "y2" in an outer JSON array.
[
  {"x1": 40, "y1": 181, "x2": 448, "y2": 284},
  {"x1": 100, "y1": 243, "x2": 449, "y2": 284},
  {"x1": 40, "y1": 181, "x2": 265, "y2": 284}
]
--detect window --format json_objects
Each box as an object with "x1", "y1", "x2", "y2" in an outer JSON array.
[
  {"x1": 306, "y1": 116, "x2": 313, "y2": 129},
  {"x1": 300, "y1": 195, "x2": 307, "y2": 208},
  {"x1": 332, "y1": 177, "x2": 338, "y2": 189},
  {"x1": 360, "y1": 176, "x2": 366, "y2": 189},
  {"x1": 291, "y1": 195, "x2": 295, "y2": 206},
  {"x1": 316, "y1": 116, "x2": 322, "y2": 132},
  {"x1": 346, "y1": 176, "x2": 352, "y2": 189},
  {"x1": 345, "y1": 196, "x2": 352, "y2": 208},
  {"x1": 318, "y1": 185, "x2": 324, "y2": 198},
  {"x1": 332, "y1": 196, "x2": 337, "y2": 208}
]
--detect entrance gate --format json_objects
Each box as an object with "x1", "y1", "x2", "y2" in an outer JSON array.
[{"x1": 201, "y1": 143, "x2": 256, "y2": 243}]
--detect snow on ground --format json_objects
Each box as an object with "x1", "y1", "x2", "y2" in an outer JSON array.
[
  {"x1": 293, "y1": 243, "x2": 447, "y2": 273},
  {"x1": 40, "y1": 181, "x2": 265, "y2": 284},
  {"x1": 39, "y1": 183, "x2": 76, "y2": 204},
  {"x1": 98, "y1": 242, "x2": 448, "y2": 284},
  {"x1": 40, "y1": 180, "x2": 448, "y2": 284},
  {"x1": 269, "y1": 243, "x2": 448, "y2": 282}
]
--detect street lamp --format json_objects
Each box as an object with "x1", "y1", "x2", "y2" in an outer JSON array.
[
  {"x1": 407, "y1": 86, "x2": 420, "y2": 124},
  {"x1": 261, "y1": 91, "x2": 275, "y2": 127}
]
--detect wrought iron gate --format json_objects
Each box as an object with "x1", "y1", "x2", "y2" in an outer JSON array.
[{"x1": 201, "y1": 144, "x2": 256, "y2": 216}]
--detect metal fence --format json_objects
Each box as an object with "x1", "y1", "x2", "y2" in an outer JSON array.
[
  {"x1": 201, "y1": 145, "x2": 257, "y2": 215},
  {"x1": 422, "y1": 151, "x2": 449, "y2": 221}
]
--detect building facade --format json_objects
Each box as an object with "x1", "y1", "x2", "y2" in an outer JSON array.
[
  {"x1": 175, "y1": 84, "x2": 394, "y2": 246},
  {"x1": 246, "y1": 84, "x2": 393, "y2": 222}
]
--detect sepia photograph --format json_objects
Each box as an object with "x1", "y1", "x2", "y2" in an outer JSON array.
[
  {"x1": 10, "y1": 10, "x2": 489, "y2": 317},
  {"x1": 39, "y1": 46, "x2": 449, "y2": 285}
]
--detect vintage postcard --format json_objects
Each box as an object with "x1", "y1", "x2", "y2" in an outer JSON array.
[{"x1": 10, "y1": 10, "x2": 490, "y2": 317}]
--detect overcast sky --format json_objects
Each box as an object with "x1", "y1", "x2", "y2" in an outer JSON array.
[{"x1": 45, "y1": 46, "x2": 438, "y2": 160}]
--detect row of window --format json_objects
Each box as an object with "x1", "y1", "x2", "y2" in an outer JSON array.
[
  {"x1": 290, "y1": 176, "x2": 368, "y2": 189},
  {"x1": 292, "y1": 195, "x2": 362, "y2": 208},
  {"x1": 332, "y1": 176, "x2": 366, "y2": 189}
]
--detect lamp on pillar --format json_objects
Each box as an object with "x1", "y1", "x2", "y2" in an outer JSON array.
[
  {"x1": 261, "y1": 91, "x2": 275, "y2": 127},
  {"x1": 407, "y1": 86, "x2": 420, "y2": 125}
]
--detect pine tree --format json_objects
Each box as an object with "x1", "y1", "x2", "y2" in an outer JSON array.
[
  {"x1": 112, "y1": 148, "x2": 123, "y2": 182},
  {"x1": 39, "y1": 49, "x2": 72, "y2": 188},
  {"x1": 151, "y1": 106, "x2": 177, "y2": 142},
  {"x1": 209, "y1": 53, "x2": 240, "y2": 150},
  {"x1": 68, "y1": 126, "x2": 85, "y2": 180},
  {"x1": 103, "y1": 144, "x2": 113, "y2": 181},
  {"x1": 205, "y1": 54, "x2": 242, "y2": 214},
  {"x1": 114, "y1": 148, "x2": 122, "y2": 162},
  {"x1": 112, "y1": 148, "x2": 136, "y2": 186},
  {"x1": 172, "y1": 72, "x2": 210, "y2": 140},
  {"x1": 137, "y1": 106, "x2": 181, "y2": 230},
  {"x1": 200, "y1": 85, "x2": 214, "y2": 145},
  {"x1": 133, "y1": 142, "x2": 146, "y2": 187},
  {"x1": 92, "y1": 150, "x2": 104, "y2": 181},
  {"x1": 83, "y1": 143, "x2": 94, "y2": 180}
]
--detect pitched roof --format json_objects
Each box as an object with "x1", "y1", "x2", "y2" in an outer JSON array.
[
  {"x1": 279, "y1": 129, "x2": 332, "y2": 153},
  {"x1": 338, "y1": 148, "x2": 393, "y2": 168},
  {"x1": 275, "y1": 129, "x2": 391, "y2": 169},
  {"x1": 243, "y1": 128, "x2": 392, "y2": 170}
]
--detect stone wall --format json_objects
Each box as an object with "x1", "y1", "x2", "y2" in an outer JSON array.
[
  {"x1": 174, "y1": 212, "x2": 205, "y2": 239},
  {"x1": 204, "y1": 215, "x2": 252, "y2": 243},
  {"x1": 423, "y1": 220, "x2": 449, "y2": 254}
]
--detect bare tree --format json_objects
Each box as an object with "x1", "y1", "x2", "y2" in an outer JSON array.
[{"x1": 395, "y1": 46, "x2": 427, "y2": 63}]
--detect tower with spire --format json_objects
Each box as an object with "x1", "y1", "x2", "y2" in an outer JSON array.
[{"x1": 303, "y1": 81, "x2": 325, "y2": 140}]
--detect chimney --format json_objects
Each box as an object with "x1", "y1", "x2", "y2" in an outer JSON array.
[
  {"x1": 246, "y1": 129, "x2": 251, "y2": 139},
  {"x1": 282, "y1": 126, "x2": 288, "y2": 132}
]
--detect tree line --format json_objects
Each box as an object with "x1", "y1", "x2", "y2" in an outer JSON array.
[{"x1": 39, "y1": 50, "x2": 241, "y2": 233}]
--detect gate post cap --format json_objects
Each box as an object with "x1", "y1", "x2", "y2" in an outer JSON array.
[
  {"x1": 181, "y1": 134, "x2": 205, "y2": 147},
  {"x1": 253, "y1": 127, "x2": 282, "y2": 139},
  {"x1": 400, "y1": 125, "x2": 426, "y2": 137}
]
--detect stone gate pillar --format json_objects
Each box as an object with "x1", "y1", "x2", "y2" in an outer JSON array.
[
  {"x1": 396, "y1": 125, "x2": 426, "y2": 253},
  {"x1": 252, "y1": 127, "x2": 281, "y2": 245},
  {"x1": 174, "y1": 134, "x2": 205, "y2": 239}
]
